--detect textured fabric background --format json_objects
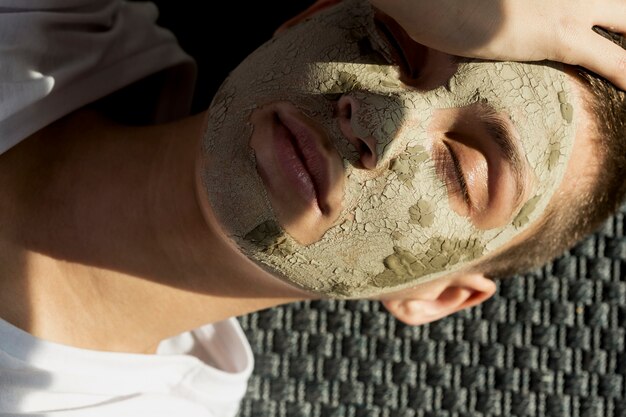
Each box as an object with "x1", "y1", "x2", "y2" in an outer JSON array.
[{"x1": 236, "y1": 203, "x2": 626, "y2": 417}]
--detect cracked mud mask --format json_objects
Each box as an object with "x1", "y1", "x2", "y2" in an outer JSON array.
[{"x1": 198, "y1": 0, "x2": 577, "y2": 298}]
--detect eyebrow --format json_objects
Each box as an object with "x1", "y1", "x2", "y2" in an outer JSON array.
[{"x1": 478, "y1": 107, "x2": 529, "y2": 212}]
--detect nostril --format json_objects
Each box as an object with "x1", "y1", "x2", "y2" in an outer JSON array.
[
  {"x1": 337, "y1": 95, "x2": 354, "y2": 120},
  {"x1": 358, "y1": 141, "x2": 372, "y2": 157},
  {"x1": 357, "y1": 137, "x2": 378, "y2": 169},
  {"x1": 337, "y1": 94, "x2": 379, "y2": 170}
]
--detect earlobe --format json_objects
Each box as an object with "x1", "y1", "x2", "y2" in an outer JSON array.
[{"x1": 381, "y1": 274, "x2": 496, "y2": 326}]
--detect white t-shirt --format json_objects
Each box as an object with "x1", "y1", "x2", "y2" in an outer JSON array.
[
  {"x1": 0, "y1": 317, "x2": 254, "y2": 417},
  {"x1": 0, "y1": 1, "x2": 254, "y2": 415},
  {"x1": 0, "y1": 0, "x2": 197, "y2": 155}
]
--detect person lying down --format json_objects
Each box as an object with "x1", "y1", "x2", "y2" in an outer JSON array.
[
  {"x1": 1, "y1": 1, "x2": 625, "y2": 415},
  {"x1": 2, "y1": 0, "x2": 624, "y2": 350},
  {"x1": 197, "y1": 0, "x2": 626, "y2": 314}
]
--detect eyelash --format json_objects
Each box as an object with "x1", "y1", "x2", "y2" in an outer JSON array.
[{"x1": 439, "y1": 142, "x2": 472, "y2": 208}]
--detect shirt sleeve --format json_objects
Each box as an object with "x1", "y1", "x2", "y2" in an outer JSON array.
[{"x1": 0, "y1": 0, "x2": 197, "y2": 155}]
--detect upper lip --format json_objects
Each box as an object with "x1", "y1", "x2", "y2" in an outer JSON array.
[
  {"x1": 277, "y1": 108, "x2": 335, "y2": 213},
  {"x1": 373, "y1": 11, "x2": 427, "y2": 79}
]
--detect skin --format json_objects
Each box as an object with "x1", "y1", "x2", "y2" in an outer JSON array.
[
  {"x1": 0, "y1": 1, "x2": 598, "y2": 353},
  {"x1": 282, "y1": 0, "x2": 626, "y2": 91},
  {"x1": 0, "y1": 110, "x2": 314, "y2": 353},
  {"x1": 369, "y1": 0, "x2": 626, "y2": 91},
  {"x1": 198, "y1": 0, "x2": 577, "y2": 299}
]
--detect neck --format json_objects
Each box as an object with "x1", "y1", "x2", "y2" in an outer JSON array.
[{"x1": 0, "y1": 109, "x2": 312, "y2": 354}]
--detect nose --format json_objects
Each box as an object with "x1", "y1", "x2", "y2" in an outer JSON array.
[{"x1": 336, "y1": 95, "x2": 378, "y2": 170}]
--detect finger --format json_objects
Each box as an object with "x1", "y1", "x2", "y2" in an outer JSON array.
[
  {"x1": 569, "y1": 31, "x2": 626, "y2": 91},
  {"x1": 592, "y1": 26, "x2": 626, "y2": 49},
  {"x1": 595, "y1": 1, "x2": 626, "y2": 33}
]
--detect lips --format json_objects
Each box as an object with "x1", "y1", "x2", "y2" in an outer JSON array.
[
  {"x1": 273, "y1": 109, "x2": 334, "y2": 213},
  {"x1": 249, "y1": 102, "x2": 345, "y2": 244}
]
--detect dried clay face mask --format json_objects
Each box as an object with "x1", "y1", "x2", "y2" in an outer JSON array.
[{"x1": 198, "y1": 0, "x2": 577, "y2": 299}]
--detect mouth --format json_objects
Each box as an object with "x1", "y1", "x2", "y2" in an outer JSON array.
[
  {"x1": 273, "y1": 108, "x2": 334, "y2": 214},
  {"x1": 249, "y1": 100, "x2": 341, "y2": 219},
  {"x1": 249, "y1": 101, "x2": 345, "y2": 244},
  {"x1": 373, "y1": 9, "x2": 427, "y2": 81}
]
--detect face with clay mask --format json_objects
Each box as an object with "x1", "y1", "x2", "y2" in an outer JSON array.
[{"x1": 198, "y1": 0, "x2": 577, "y2": 299}]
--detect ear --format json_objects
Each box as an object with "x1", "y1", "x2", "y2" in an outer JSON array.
[
  {"x1": 274, "y1": 0, "x2": 342, "y2": 36},
  {"x1": 381, "y1": 273, "x2": 496, "y2": 326}
]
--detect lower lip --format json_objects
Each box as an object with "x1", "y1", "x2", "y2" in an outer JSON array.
[{"x1": 272, "y1": 118, "x2": 319, "y2": 208}]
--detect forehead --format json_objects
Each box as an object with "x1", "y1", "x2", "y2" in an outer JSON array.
[
  {"x1": 289, "y1": 2, "x2": 572, "y2": 110},
  {"x1": 271, "y1": 0, "x2": 574, "y2": 129}
]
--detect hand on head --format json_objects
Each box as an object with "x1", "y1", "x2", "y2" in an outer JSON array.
[{"x1": 279, "y1": 0, "x2": 626, "y2": 91}]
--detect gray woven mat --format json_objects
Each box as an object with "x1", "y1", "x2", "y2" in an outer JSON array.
[{"x1": 236, "y1": 203, "x2": 626, "y2": 417}]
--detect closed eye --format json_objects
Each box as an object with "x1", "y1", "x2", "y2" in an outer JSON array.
[
  {"x1": 433, "y1": 133, "x2": 490, "y2": 218},
  {"x1": 433, "y1": 141, "x2": 471, "y2": 218},
  {"x1": 429, "y1": 104, "x2": 530, "y2": 230},
  {"x1": 443, "y1": 141, "x2": 471, "y2": 206}
]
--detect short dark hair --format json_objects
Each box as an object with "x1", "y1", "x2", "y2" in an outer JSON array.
[{"x1": 475, "y1": 66, "x2": 626, "y2": 279}]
